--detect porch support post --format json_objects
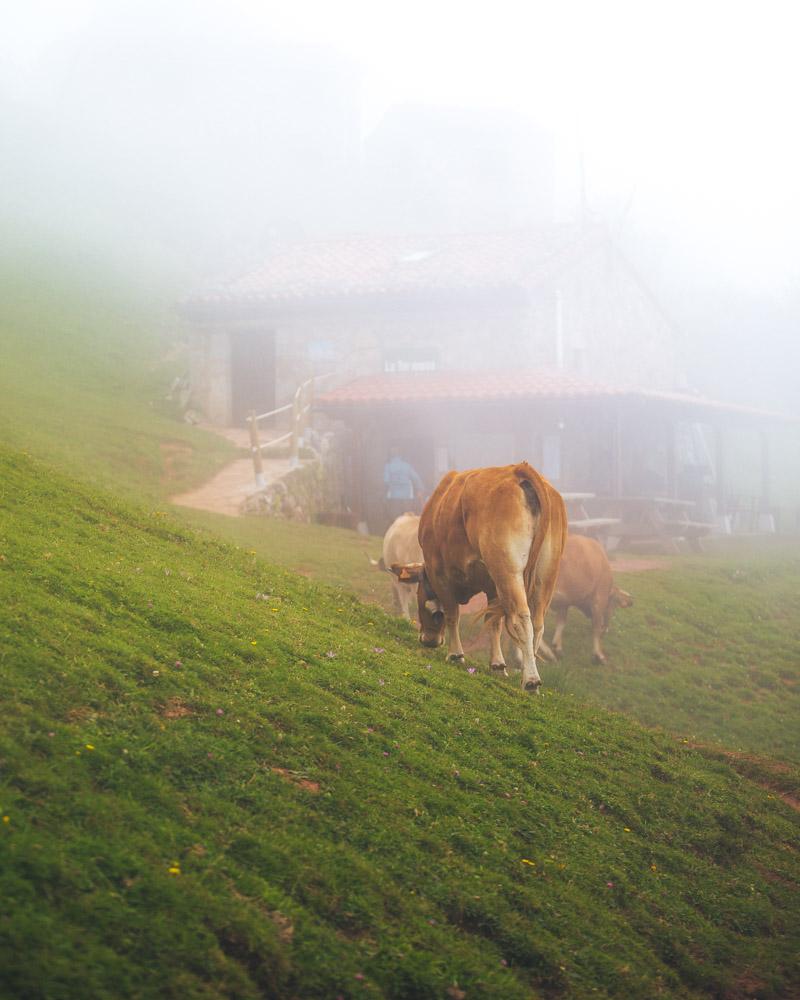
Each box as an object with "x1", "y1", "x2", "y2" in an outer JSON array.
[
  {"x1": 352, "y1": 417, "x2": 368, "y2": 532},
  {"x1": 665, "y1": 415, "x2": 677, "y2": 498},
  {"x1": 714, "y1": 425, "x2": 726, "y2": 518},
  {"x1": 612, "y1": 403, "x2": 623, "y2": 498},
  {"x1": 759, "y1": 429, "x2": 770, "y2": 512}
]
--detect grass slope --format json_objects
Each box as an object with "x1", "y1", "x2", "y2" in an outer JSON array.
[
  {"x1": 0, "y1": 261, "x2": 233, "y2": 502},
  {"x1": 2, "y1": 447, "x2": 798, "y2": 1000},
  {"x1": 3, "y1": 259, "x2": 797, "y2": 771},
  {"x1": 182, "y1": 511, "x2": 800, "y2": 770},
  {"x1": 540, "y1": 544, "x2": 800, "y2": 766}
]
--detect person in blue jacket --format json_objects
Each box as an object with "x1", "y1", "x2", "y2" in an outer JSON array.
[{"x1": 383, "y1": 446, "x2": 424, "y2": 523}]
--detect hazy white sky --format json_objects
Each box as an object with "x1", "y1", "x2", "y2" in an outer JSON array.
[{"x1": 3, "y1": 0, "x2": 799, "y2": 287}]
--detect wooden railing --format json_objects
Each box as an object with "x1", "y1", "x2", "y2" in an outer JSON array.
[{"x1": 247, "y1": 372, "x2": 335, "y2": 489}]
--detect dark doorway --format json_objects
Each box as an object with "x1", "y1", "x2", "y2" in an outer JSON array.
[{"x1": 230, "y1": 329, "x2": 276, "y2": 424}]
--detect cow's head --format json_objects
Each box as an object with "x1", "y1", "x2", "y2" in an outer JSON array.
[
  {"x1": 604, "y1": 586, "x2": 633, "y2": 631},
  {"x1": 611, "y1": 586, "x2": 634, "y2": 609},
  {"x1": 389, "y1": 563, "x2": 445, "y2": 647}
]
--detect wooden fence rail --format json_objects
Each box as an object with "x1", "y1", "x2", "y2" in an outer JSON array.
[{"x1": 246, "y1": 372, "x2": 335, "y2": 490}]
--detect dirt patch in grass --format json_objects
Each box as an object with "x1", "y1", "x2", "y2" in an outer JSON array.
[
  {"x1": 160, "y1": 698, "x2": 194, "y2": 719},
  {"x1": 160, "y1": 440, "x2": 194, "y2": 484},
  {"x1": 687, "y1": 741, "x2": 800, "y2": 812},
  {"x1": 723, "y1": 973, "x2": 766, "y2": 999},
  {"x1": 65, "y1": 706, "x2": 103, "y2": 723},
  {"x1": 271, "y1": 767, "x2": 320, "y2": 794},
  {"x1": 609, "y1": 557, "x2": 670, "y2": 572},
  {"x1": 269, "y1": 910, "x2": 295, "y2": 944}
]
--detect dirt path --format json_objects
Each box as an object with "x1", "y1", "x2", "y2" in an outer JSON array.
[
  {"x1": 610, "y1": 557, "x2": 670, "y2": 572},
  {"x1": 685, "y1": 742, "x2": 800, "y2": 813},
  {"x1": 170, "y1": 424, "x2": 294, "y2": 518}
]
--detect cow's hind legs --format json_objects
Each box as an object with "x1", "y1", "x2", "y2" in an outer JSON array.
[
  {"x1": 499, "y1": 581, "x2": 540, "y2": 692},
  {"x1": 444, "y1": 603, "x2": 465, "y2": 663},
  {"x1": 591, "y1": 605, "x2": 607, "y2": 664},
  {"x1": 551, "y1": 606, "x2": 568, "y2": 658},
  {"x1": 487, "y1": 609, "x2": 508, "y2": 675}
]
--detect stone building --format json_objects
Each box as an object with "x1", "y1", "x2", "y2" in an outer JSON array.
[
  {"x1": 181, "y1": 223, "x2": 681, "y2": 426},
  {"x1": 182, "y1": 225, "x2": 797, "y2": 533}
]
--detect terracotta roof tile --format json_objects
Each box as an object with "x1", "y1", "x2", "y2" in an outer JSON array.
[
  {"x1": 317, "y1": 370, "x2": 625, "y2": 405},
  {"x1": 317, "y1": 370, "x2": 799, "y2": 421},
  {"x1": 190, "y1": 227, "x2": 589, "y2": 305}
]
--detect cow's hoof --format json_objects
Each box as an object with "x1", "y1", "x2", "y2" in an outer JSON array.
[
  {"x1": 448, "y1": 653, "x2": 466, "y2": 663},
  {"x1": 554, "y1": 648, "x2": 563, "y2": 661},
  {"x1": 524, "y1": 680, "x2": 542, "y2": 694},
  {"x1": 591, "y1": 653, "x2": 606, "y2": 665},
  {"x1": 490, "y1": 663, "x2": 508, "y2": 676}
]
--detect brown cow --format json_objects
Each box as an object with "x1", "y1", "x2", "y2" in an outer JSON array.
[
  {"x1": 538, "y1": 534, "x2": 633, "y2": 664},
  {"x1": 390, "y1": 463, "x2": 567, "y2": 692},
  {"x1": 373, "y1": 512, "x2": 422, "y2": 619}
]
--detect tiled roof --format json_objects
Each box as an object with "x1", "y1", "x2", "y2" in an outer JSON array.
[
  {"x1": 189, "y1": 227, "x2": 590, "y2": 305},
  {"x1": 317, "y1": 370, "x2": 623, "y2": 405},
  {"x1": 317, "y1": 370, "x2": 799, "y2": 421}
]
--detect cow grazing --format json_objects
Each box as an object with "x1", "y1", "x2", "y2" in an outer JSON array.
[
  {"x1": 374, "y1": 512, "x2": 422, "y2": 619},
  {"x1": 538, "y1": 534, "x2": 633, "y2": 664},
  {"x1": 390, "y1": 463, "x2": 567, "y2": 692}
]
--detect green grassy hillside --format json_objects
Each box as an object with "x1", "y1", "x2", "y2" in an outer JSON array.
[
  {"x1": 1, "y1": 446, "x2": 798, "y2": 999},
  {"x1": 0, "y1": 261, "x2": 233, "y2": 501},
  {"x1": 3, "y1": 260, "x2": 797, "y2": 770},
  {"x1": 182, "y1": 510, "x2": 800, "y2": 770}
]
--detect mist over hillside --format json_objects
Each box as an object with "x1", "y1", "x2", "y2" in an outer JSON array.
[{"x1": 2, "y1": 3, "x2": 798, "y2": 410}]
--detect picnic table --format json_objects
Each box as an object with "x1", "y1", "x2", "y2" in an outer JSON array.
[
  {"x1": 561, "y1": 492, "x2": 621, "y2": 548},
  {"x1": 593, "y1": 496, "x2": 714, "y2": 552}
]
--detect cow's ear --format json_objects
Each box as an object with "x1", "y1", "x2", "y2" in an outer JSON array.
[{"x1": 389, "y1": 562, "x2": 425, "y2": 583}]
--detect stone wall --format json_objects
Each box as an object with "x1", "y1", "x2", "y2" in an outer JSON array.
[
  {"x1": 187, "y1": 329, "x2": 232, "y2": 425},
  {"x1": 241, "y1": 461, "x2": 324, "y2": 521}
]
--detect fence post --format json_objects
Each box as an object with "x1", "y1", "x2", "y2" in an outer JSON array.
[
  {"x1": 289, "y1": 388, "x2": 302, "y2": 469},
  {"x1": 248, "y1": 410, "x2": 266, "y2": 490}
]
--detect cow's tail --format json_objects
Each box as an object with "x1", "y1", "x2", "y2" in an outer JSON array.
[{"x1": 513, "y1": 463, "x2": 553, "y2": 593}]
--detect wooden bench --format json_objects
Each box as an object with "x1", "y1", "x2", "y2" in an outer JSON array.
[
  {"x1": 662, "y1": 520, "x2": 714, "y2": 552},
  {"x1": 569, "y1": 517, "x2": 622, "y2": 532},
  {"x1": 568, "y1": 517, "x2": 622, "y2": 549}
]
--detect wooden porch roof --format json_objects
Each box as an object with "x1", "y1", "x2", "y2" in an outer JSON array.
[{"x1": 317, "y1": 370, "x2": 798, "y2": 423}]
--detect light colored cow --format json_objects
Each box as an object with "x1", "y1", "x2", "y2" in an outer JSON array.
[
  {"x1": 390, "y1": 463, "x2": 567, "y2": 692},
  {"x1": 374, "y1": 512, "x2": 422, "y2": 619},
  {"x1": 538, "y1": 534, "x2": 633, "y2": 664}
]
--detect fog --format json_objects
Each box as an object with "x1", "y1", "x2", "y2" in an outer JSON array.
[{"x1": 3, "y1": 0, "x2": 799, "y2": 412}]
